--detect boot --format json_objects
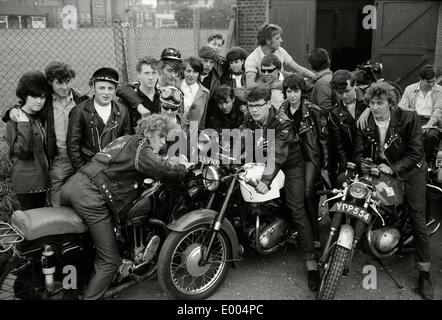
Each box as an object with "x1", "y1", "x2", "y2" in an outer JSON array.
[{"x1": 418, "y1": 271, "x2": 434, "y2": 300}]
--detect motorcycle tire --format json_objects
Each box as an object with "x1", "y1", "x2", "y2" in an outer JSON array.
[
  {"x1": 157, "y1": 224, "x2": 232, "y2": 300},
  {"x1": 0, "y1": 256, "x2": 44, "y2": 300},
  {"x1": 316, "y1": 245, "x2": 350, "y2": 300}
]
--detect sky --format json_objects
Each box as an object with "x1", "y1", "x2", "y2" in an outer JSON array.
[{"x1": 142, "y1": 0, "x2": 157, "y2": 7}]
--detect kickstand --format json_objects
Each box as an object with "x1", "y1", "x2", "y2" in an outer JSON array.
[{"x1": 374, "y1": 257, "x2": 404, "y2": 289}]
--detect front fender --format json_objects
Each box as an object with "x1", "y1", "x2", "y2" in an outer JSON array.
[
  {"x1": 337, "y1": 224, "x2": 354, "y2": 250},
  {"x1": 168, "y1": 209, "x2": 239, "y2": 260}
]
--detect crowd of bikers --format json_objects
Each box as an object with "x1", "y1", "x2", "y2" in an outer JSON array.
[{"x1": 3, "y1": 23, "x2": 442, "y2": 300}]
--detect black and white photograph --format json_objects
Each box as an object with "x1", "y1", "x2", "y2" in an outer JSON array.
[{"x1": 0, "y1": 0, "x2": 441, "y2": 309}]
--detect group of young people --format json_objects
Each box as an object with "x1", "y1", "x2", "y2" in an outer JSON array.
[{"x1": 3, "y1": 23, "x2": 441, "y2": 300}]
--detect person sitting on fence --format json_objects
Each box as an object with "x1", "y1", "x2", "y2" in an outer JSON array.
[
  {"x1": 198, "y1": 45, "x2": 221, "y2": 100},
  {"x1": 179, "y1": 56, "x2": 210, "y2": 129},
  {"x1": 4, "y1": 71, "x2": 51, "y2": 210},
  {"x1": 220, "y1": 46, "x2": 248, "y2": 102},
  {"x1": 207, "y1": 33, "x2": 228, "y2": 78},
  {"x1": 244, "y1": 23, "x2": 316, "y2": 89},
  {"x1": 116, "y1": 56, "x2": 161, "y2": 130},
  {"x1": 66, "y1": 67, "x2": 131, "y2": 172},
  {"x1": 2, "y1": 61, "x2": 88, "y2": 207}
]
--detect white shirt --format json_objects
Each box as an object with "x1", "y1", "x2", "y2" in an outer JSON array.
[
  {"x1": 345, "y1": 101, "x2": 356, "y2": 119},
  {"x1": 94, "y1": 101, "x2": 112, "y2": 124},
  {"x1": 415, "y1": 87, "x2": 434, "y2": 116},
  {"x1": 181, "y1": 81, "x2": 199, "y2": 118},
  {"x1": 245, "y1": 46, "x2": 294, "y2": 76},
  {"x1": 270, "y1": 73, "x2": 285, "y2": 109},
  {"x1": 232, "y1": 74, "x2": 243, "y2": 88},
  {"x1": 374, "y1": 116, "x2": 391, "y2": 159}
]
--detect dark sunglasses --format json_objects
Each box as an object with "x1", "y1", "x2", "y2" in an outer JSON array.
[
  {"x1": 161, "y1": 104, "x2": 179, "y2": 111},
  {"x1": 260, "y1": 67, "x2": 277, "y2": 74}
]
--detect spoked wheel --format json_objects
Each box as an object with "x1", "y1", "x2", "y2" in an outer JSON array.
[
  {"x1": 157, "y1": 224, "x2": 231, "y2": 300},
  {"x1": 0, "y1": 257, "x2": 44, "y2": 300},
  {"x1": 426, "y1": 185, "x2": 442, "y2": 235},
  {"x1": 316, "y1": 245, "x2": 350, "y2": 300}
]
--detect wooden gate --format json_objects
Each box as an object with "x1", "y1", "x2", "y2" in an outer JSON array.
[
  {"x1": 372, "y1": 1, "x2": 439, "y2": 89},
  {"x1": 269, "y1": 0, "x2": 316, "y2": 69}
]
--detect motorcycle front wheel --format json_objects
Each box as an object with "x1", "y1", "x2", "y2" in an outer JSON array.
[
  {"x1": 0, "y1": 256, "x2": 44, "y2": 300},
  {"x1": 317, "y1": 245, "x2": 350, "y2": 300},
  {"x1": 157, "y1": 224, "x2": 232, "y2": 300}
]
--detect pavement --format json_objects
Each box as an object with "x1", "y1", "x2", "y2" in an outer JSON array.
[{"x1": 113, "y1": 216, "x2": 442, "y2": 301}]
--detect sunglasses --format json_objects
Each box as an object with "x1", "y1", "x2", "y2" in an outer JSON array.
[
  {"x1": 160, "y1": 87, "x2": 183, "y2": 104},
  {"x1": 260, "y1": 67, "x2": 278, "y2": 74},
  {"x1": 161, "y1": 104, "x2": 179, "y2": 111}
]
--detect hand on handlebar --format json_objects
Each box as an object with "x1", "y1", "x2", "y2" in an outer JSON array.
[
  {"x1": 255, "y1": 181, "x2": 269, "y2": 195},
  {"x1": 377, "y1": 163, "x2": 393, "y2": 175}
]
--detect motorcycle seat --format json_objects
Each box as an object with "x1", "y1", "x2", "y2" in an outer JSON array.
[{"x1": 11, "y1": 207, "x2": 87, "y2": 241}]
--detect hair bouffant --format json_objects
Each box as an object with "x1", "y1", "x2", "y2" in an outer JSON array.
[
  {"x1": 282, "y1": 74, "x2": 307, "y2": 99},
  {"x1": 15, "y1": 71, "x2": 51, "y2": 105},
  {"x1": 45, "y1": 61, "x2": 76, "y2": 84},
  {"x1": 136, "y1": 113, "x2": 181, "y2": 138},
  {"x1": 364, "y1": 81, "x2": 396, "y2": 106}
]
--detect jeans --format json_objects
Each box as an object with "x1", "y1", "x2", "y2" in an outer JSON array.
[
  {"x1": 402, "y1": 164, "x2": 431, "y2": 271},
  {"x1": 16, "y1": 192, "x2": 46, "y2": 210},
  {"x1": 304, "y1": 162, "x2": 321, "y2": 242},
  {"x1": 49, "y1": 152, "x2": 74, "y2": 207},
  {"x1": 283, "y1": 164, "x2": 316, "y2": 265},
  {"x1": 61, "y1": 172, "x2": 121, "y2": 300}
]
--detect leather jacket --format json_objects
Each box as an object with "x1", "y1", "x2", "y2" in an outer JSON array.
[
  {"x1": 241, "y1": 106, "x2": 303, "y2": 187},
  {"x1": 80, "y1": 134, "x2": 187, "y2": 220},
  {"x1": 1, "y1": 89, "x2": 88, "y2": 164},
  {"x1": 328, "y1": 95, "x2": 368, "y2": 170},
  {"x1": 116, "y1": 82, "x2": 161, "y2": 130},
  {"x1": 67, "y1": 98, "x2": 132, "y2": 171},
  {"x1": 280, "y1": 99, "x2": 329, "y2": 170},
  {"x1": 353, "y1": 106, "x2": 425, "y2": 176}
]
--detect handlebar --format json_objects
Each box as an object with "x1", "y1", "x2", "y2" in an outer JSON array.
[{"x1": 316, "y1": 189, "x2": 340, "y2": 196}]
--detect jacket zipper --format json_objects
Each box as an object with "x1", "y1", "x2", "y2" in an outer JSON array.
[{"x1": 98, "y1": 122, "x2": 118, "y2": 151}]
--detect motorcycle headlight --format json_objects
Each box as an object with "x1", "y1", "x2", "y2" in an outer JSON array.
[
  {"x1": 349, "y1": 181, "x2": 368, "y2": 199},
  {"x1": 202, "y1": 166, "x2": 220, "y2": 191}
]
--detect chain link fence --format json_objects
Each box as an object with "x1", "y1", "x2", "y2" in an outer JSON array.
[{"x1": 0, "y1": 16, "x2": 201, "y2": 126}]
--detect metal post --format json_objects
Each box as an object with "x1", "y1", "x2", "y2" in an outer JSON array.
[{"x1": 192, "y1": 8, "x2": 200, "y2": 53}]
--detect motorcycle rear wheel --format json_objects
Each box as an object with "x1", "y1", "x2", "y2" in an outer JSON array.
[
  {"x1": 157, "y1": 224, "x2": 231, "y2": 300},
  {"x1": 0, "y1": 257, "x2": 44, "y2": 300},
  {"x1": 317, "y1": 245, "x2": 350, "y2": 300}
]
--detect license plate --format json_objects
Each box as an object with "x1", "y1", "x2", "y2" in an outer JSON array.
[
  {"x1": 330, "y1": 202, "x2": 371, "y2": 223},
  {"x1": 436, "y1": 159, "x2": 442, "y2": 168}
]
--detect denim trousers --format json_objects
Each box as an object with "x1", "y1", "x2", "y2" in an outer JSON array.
[
  {"x1": 61, "y1": 172, "x2": 121, "y2": 299},
  {"x1": 49, "y1": 152, "x2": 74, "y2": 207},
  {"x1": 304, "y1": 161, "x2": 321, "y2": 242}
]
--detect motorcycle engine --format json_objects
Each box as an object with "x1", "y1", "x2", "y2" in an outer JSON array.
[
  {"x1": 371, "y1": 227, "x2": 401, "y2": 253},
  {"x1": 256, "y1": 217, "x2": 290, "y2": 250}
]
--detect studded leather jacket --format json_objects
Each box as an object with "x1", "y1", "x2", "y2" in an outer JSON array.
[
  {"x1": 80, "y1": 134, "x2": 187, "y2": 220},
  {"x1": 280, "y1": 99, "x2": 329, "y2": 170},
  {"x1": 241, "y1": 106, "x2": 303, "y2": 187},
  {"x1": 353, "y1": 106, "x2": 425, "y2": 176},
  {"x1": 67, "y1": 98, "x2": 132, "y2": 171}
]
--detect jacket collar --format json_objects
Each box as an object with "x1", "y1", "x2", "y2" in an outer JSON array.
[
  {"x1": 366, "y1": 106, "x2": 401, "y2": 145},
  {"x1": 85, "y1": 98, "x2": 121, "y2": 126}
]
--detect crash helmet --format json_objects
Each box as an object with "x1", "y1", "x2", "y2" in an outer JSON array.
[{"x1": 160, "y1": 48, "x2": 182, "y2": 61}]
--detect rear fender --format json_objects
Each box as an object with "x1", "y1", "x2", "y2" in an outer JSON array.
[
  {"x1": 336, "y1": 224, "x2": 354, "y2": 250},
  {"x1": 167, "y1": 209, "x2": 239, "y2": 260}
]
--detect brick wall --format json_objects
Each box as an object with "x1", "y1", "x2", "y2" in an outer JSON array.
[
  {"x1": 434, "y1": 2, "x2": 442, "y2": 73},
  {"x1": 236, "y1": 0, "x2": 269, "y2": 53}
]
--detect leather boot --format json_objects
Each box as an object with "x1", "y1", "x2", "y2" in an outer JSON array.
[
  {"x1": 418, "y1": 271, "x2": 434, "y2": 300},
  {"x1": 308, "y1": 270, "x2": 320, "y2": 292}
]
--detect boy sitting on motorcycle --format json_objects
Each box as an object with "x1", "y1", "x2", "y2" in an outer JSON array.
[
  {"x1": 242, "y1": 85, "x2": 320, "y2": 291},
  {"x1": 353, "y1": 82, "x2": 434, "y2": 300},
  {"x1": 60, "y1": 114, "x2": 192, "y2": 300}
]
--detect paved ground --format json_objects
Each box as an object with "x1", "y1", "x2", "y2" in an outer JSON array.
[{"x1": 114, "y1": 217, "x2": 442, "y2": 301}]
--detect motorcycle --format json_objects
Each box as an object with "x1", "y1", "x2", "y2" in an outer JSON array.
[
  {"x1": 0, "y1": 173, "x2": 207, "y2": 300},
  {"x1": 156, "y1": 159, "x2": 292, "y2": 300},
  {"x1": 353, "y1": 60, "x2": 403, "y2": 104},
  {"x1": 316, "y1": 160, "x2": 442, "y2": 300}
]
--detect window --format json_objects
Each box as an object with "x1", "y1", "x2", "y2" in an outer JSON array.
[
  {"x1": 31, "y1": 16, "x2": 46, "y2": 28},
  {"x1": 0, "y1": 16, "x2": 7, "y2": 29}
]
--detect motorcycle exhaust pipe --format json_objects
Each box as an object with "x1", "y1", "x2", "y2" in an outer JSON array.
[
  {"x1": 103, "y1": 269, "x2": 153, "y2": 299},
  {"x1": 41, "y1": 245, "x2": 56, "y2": 292}
]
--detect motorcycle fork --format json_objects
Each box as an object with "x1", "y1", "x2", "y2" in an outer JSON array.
[
  {"x1": 320, "y1": 212, "x2": 343, "y2": 264},
  {"x1": 201, "y1": 178, "x2": 236, "y2": 265}
]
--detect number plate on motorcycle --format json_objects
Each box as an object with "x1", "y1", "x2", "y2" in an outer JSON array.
[
  {"x1": 436, "y1": 159, "x2": 442, "y2": 168},
  {"x1": 330, "y1": 202, "x2": 371, "y2": 223}
]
